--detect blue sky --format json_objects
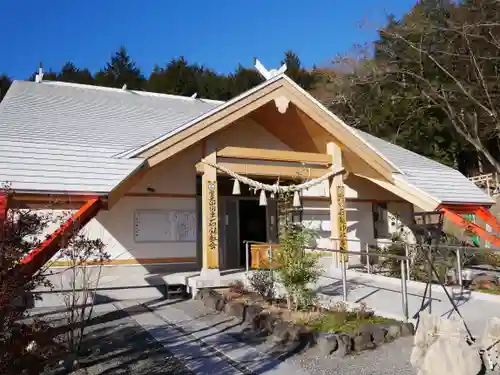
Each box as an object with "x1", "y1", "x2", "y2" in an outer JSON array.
[{"x1": 0, "y1": 0, "x2": 416, "y2": 79}]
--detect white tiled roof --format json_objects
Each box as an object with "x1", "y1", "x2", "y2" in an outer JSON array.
[
  {"x1": 0, "y1": 79, "x2": 494, "y2": 205},
  {"x1": 355, "y1": 130, "x2": 494, "y2": 205},
  {"x1": 0, "y1": 139, "x2": 144, "y2": 194},
  {"x1": 0, "y1": 80, "x2": 220, "y2": 193}
]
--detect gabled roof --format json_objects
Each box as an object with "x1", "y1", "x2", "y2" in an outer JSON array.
[{"x1": 0, "y1": 77, "x2": 494, "y2": 206}]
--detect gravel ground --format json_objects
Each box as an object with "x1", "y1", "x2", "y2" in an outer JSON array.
[
  {"x1": 33, "y1": 302, "x2": 193, "y2": 375},
  {"x1": 148, "y1": 299, "x2": 418, "y2": 375},
  {"x1": 289, "y1": 336, "x2": 415, "y2": 375}
]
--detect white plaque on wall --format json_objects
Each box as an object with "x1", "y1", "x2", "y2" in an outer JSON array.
[{"x1": 134, "y1": 209, "x2": 196, "y2": 243}]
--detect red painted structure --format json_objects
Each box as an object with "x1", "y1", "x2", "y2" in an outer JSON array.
[
  {"x1": 0, "y1": 196, "x2": 102, "y2": 308},
  {"x1": 0, "y1": 193, "x2": 7, "y2": 243},
  {"x1": 440, "y1": 204, "x2": 500, "y2": 247},
  {"x1": 19, "y1": 198, "x2": 102, "y2": 276}
]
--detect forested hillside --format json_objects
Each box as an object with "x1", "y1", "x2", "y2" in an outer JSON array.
[{"x1": 1, "y1": 0, "x2": 499, "y2": 177}]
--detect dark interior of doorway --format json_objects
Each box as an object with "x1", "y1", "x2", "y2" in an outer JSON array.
[{"x1": 238, "y1": 200, "x2": 267, "y2": 267}]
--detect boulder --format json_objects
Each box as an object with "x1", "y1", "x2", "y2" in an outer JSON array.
[
  {"x1": 334, "y1": 333, "x2": 353, "y2": 356},
  {"x1": 245, "y1": 304, "x2": 264, "y2": 324},
  {"x1": 353, "y1": 331, "x2": 375, "y2": 351},
  {"x1": 272, "y1": 321, "x2": 292, "y2": 342},
  {"x1": 358, "y1": 324, "x2": 388, "y2": 346},
  {"x1": 386, "y1": 324, "x2": 401, "y2": 341},
  {"x1": 224, "y1": 301, "x2": 246, "y2": 319},
  {"x1": 203, "y1": 291, "x2": 225, "y2": 311},
  {"x1": 316, "y1": 333, "x2": 338, "y2": 355},
  {"x1": 262, "y1": 312, "x2": 280, "y2": 333},
  {"x1": 270, "y1": 321, "x2": 308, "y2": 343},
  {"x1": 372, "y1": 327, "x2": 387, "y2": 345},
  {"x1": 400, "y1": 322, "x2": 415, "y2": 337},
  {"x1": 195, "y1": 288, "x2": 212, "y2": 300},
  {"x1": 251, "y1": 312, "x2": 269, "y2": 332}
]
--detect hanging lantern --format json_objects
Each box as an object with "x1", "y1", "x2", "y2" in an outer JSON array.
[
  {"x1": 232, "y1": 179, "x2": 241, "y2": 195},
  {"x1": 259, "y1": 190, "x2": 267, "y2": 206},
  {"x1": 293, "y1": 190, "x2": 301, "y2": 207}
]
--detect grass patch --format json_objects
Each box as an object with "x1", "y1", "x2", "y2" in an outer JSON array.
[
  {"x1": 300, "y1": 302, "x2": 397, "y2": 333},
  {"x1": 307, "y1": 311, "x2": 395, "y2": 333},
  {"x1": 475, "y1": 288, "x2": 500, "y2": 295}
]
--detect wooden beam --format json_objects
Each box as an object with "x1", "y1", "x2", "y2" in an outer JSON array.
[
  {"x1": 217, "y1": 146, "x2": 331, "y2": 165},
  {"x1": 196, "y1": 161, "x2": 328, "y2": 179},
  {"x1": 282, "y1": 83, "x2": 397, "y2": 180},
  {"x1": 328, "y1": 142, "x2": 347, "y2": 263},
  {"x1": 144, "y1": 84, "x2": 285, "y2": 166},
  {"x1": 364, "y1": 175, "x2": 439, "y2": 211},
  {"x1": 107, "y1": 163, "x2": 149, "y2": 209},
  {"x1": 49, "y1": 256, "x2": 197, "y2": 267}
]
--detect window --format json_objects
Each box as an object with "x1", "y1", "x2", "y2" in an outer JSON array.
[{"x1": 372, "y1": 203, "x2": 390, "y2": 239}]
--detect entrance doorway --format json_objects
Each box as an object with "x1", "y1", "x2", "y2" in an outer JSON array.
[{"x1": 238, "y1": 199, "x2": 267, "y2": 267}]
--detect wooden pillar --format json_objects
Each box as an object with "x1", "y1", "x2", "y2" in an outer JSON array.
[
  {"x1": 328, "y1": 142, "x2": 347, "y2": 266},
  {"x1": 201, "y1": 149, "x2": 220, "y2": 273}
]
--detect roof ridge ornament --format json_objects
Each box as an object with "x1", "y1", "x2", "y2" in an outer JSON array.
[
  {"x1": 253, "y1": 58, "x2": 290, "y2": 114},
  {"x1": 35, "y1": 62, "x2": 44, "y2": 83},
  {"x1": 253, "y1": 58, "x2": 287, "y2": 80}
]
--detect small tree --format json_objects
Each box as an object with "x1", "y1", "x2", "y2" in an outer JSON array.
[
  {"x1": 275, "y1": 192, "x2": 321, "y2": 311},
  {"x1": 58, "y1": 232, "x2": 108, "y2": 371}
]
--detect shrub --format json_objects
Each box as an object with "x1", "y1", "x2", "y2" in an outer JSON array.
[
  {"x1": 275, "y1": 222, "x2": 321, "y2": 311},
  {"x1": 274, "y1": 191, "x2": 321, "y2": 311},
  {"x1": 248, "y1": 270, "x2": 274, "y2": 300},
  {"x1": 228, "y1": 280, "x2": 246, "y2": 295}
]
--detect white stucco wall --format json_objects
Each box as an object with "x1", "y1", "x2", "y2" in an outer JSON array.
[
  {"x1": 301, "y1": 197, "x2": 414, "y2": 263},
  {"x1": 36, "y1": 119, "x2": 416, "y2": 268}
]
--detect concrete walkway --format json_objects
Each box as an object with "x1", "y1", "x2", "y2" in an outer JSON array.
[
  {"x1": 315, "y1": 265, "x2": 500, "y2": 337},
  {"x1": 116, "y1": 299, "x2": 310, "y2": 375}
]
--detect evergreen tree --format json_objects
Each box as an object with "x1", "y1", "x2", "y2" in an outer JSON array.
[
  {"x1": 57, "y1": 62, "x2": 93, "y2": 84},
  {"x1": 94, "y1": 46, "x2": 144, "y2": 90},
  {"x1": 0, "y1": 74, "x2": 11, "y2": 102},
  {"x1": 281, "y1": 50, "x2": 317, "y2": 90}
]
